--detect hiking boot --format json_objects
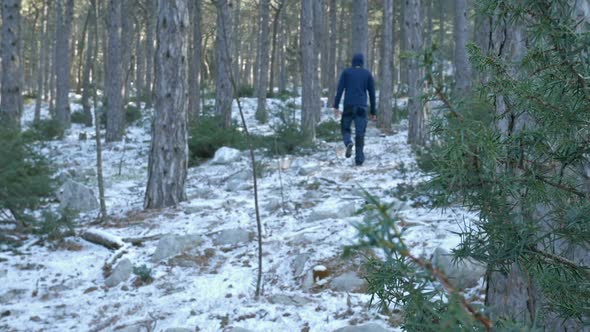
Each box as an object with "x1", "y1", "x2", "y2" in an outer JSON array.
[{"x1": 345, "y1": 143, "x2": 353, "y2": 158}]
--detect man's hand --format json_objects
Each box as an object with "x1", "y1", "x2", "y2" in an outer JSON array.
[
  {"x1": 369, "y1": 114, "x2": 377, "y2": 121},
  {"x1": 333, "y1": 108, "x2": 341, "y2": 119}
]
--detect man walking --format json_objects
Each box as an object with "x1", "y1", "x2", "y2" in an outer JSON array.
[{"x1": 332, "y1": 53, "x2": 376, "y2": 166}]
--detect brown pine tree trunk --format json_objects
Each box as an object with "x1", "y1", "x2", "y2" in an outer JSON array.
[
  {"x1": 55, "y1": 0, "x2": 74, "y2": 129},
  {"x1": 255, "y1": 0, "x2": 270, "y2": 123},
  {"x1": 105, "y1": 0, "x2": 124, "y2": 142},
  {"x1": 301, "y1": 0, "x2": 317, "y2": 142},
  {"x1": 215, "y1": 0, "x2": 234, "y2": 128},
  {"x1": 145, "y1": 0, "x2": 189, "y2": 209},
  {"x1": 405, "y1": 0, "x2": 425, "y2": 145},
  {"x1": 378, "y1": 0, "x2": 394, "y2": 132},
  {"x1": 1, "y1": 0, "x2": 23, "y2": 128}
]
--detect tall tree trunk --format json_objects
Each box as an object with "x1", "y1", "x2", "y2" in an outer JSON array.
[
  {"x1": 405, "y1": 0, "x2": 425, "y2": 145},
  {"x1": 378, "y1": 0, "x2": 394, "y2": 132},
  {"x1": 121, "y1": 0, "x2": 134, "y2": 106},
  {"x1": 301, "y1": 0, "x2": 317, "y2": 142},
  {"x1": 453, "y1": 0, "x2": 471, "y2": 97},
  {"x1": 425, "y1": 0, "x2": 433, "y2": 49},
  {"x1": 76, "y1": 11, "x2": 91, "y2": 94},
  {"x1": 277, "y1": 1, "x2": 288, "y2": 93},
  {"x1": 105, "y1": 0, "x2": 124, "y2": 142},
  {"x1": 351, "y1": 0, "x2": 369, "y2": 57},
  {"x1": 81, "y1": 2, "x2": 96, "y2": 127},
  {"x1": 437, "y1": 0, "x2": 445, "y2": 83},
  {"x1": 55, "y1": 0, "x2": 74, "y2": 129},
  {"x1": 268, "y1": 0, "x2": 285, "y2": 98},
  {"x1": 400, "y1": 0, "x2": 409, "y2": 87},
  {"x1": 255, "y1": 0, "x2": 270, "y2": 123},
  {"x1": 327, "y1": 0, "x2": 337, "y2": 104},
  {"x1": 232, "y1": 0, "x2": 241, "y2": 90},
  {"x1": 1, "y1": 0, "x2": 23, "y2": 128},
  {"x1": 145, "y1": 0, "x2": 189, "y2": 209},
  {"x1": 34, "y1": 0, "x2": 48, "y2": 124},
  {"x1": 144, "y1": 0, "x2": 156, "y2": 109},
  {"x1": 215, "y1": 0, "x2": 234, "y2": 128},
  {"x1": 313, "y1": 0, "x2": 324, "y2": 122},
  {"x1": 188, "y1": 0, "x2": 202, "y2": 120},
  {"x1": 135, "y1": 16, "x2": 145, "y2": 103}
]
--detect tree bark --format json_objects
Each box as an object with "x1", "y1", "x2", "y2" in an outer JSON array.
[
  {"x1": 105, "y1": 0, "x2": 124, "y2": 142},
  {"x1": 144, "y1": 0, "x2": 157, "y2": 109},
  {"x1": 34, "y1": 0, "x2": 48, "y2": 124},
  {"x1": 453, "y1": 0, "x2": 471, "y2": 97},
  {"x1": 135, "y1": 16, "x2": 145, "y2": 104},
  {"x1": 378, "y1": 0, "x2": 394, "y2": 132},
  {"x1": 145, "y1": 0, "x2": 189, "y2": 209},
  {"x1": 301, "y1": 0, "x2": 317, "y2": 142},
  {"x1": 81, "y1": 1, "x2": 96, "y2": 127},
  {"x1": 215, "y1": 0, "x2": 234, "y2": 128},
  {"x1": 268, "y1": 0, "x2": 285, "y2": 98},
  {"x1": 327, "y1": 0, "x2": 337, "y2": 105},
  {"x1": 255, "y1": 0, "x2": 270, "y2": 123},
  {"x1": 405, "y1": 0, "x2": 425, "y2": 145},
  {"x1": 188, "y1": 0, "x2": 202, "y2": 120},
  {"x1": 1, "y1": 0, "x2": 23, "y2": 128},
  {"x1": 351, "y1": 0, "x2": 369, "y2": 57},
  {"x1": 232, "y1": 0, "x2": 241, "y2": 90},
  {"x1": 54, "y1": 0, "x2": 74, "y2": 129},
  {"x1": 121, "y1": 0, "x2": 134, "y2": 106}
]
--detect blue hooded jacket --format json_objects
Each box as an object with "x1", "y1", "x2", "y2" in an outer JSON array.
[{"x1": 333, "y1": 53, "x2": 376, "y2": 115}]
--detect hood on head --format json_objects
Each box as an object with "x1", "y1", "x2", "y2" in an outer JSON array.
[{"x1": 352, "y1": 53, "x2": 364, "y2": 67}]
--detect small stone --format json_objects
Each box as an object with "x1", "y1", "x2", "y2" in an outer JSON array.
[
  {"x1": 57, "y1": 179, "x2": 99, "y2": 213},
  {"x1": 152, "y1": 234, "x2": 203, "y2": 262},
  {"x1": 267, "y1": 294, "x2": 311, "y2": 307}
]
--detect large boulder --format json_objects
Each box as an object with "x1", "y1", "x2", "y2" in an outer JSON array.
[
  {"x1": 151, "y1": 234, "x2": 203, "y2": 262},
  {"x1": 211, "y1": 147, "x2": 241, "y2": 164},
  {"x1": 329, "y1": 272, "x2": 366, "y2": 293},
  {"x1": 213, "y1": 228, "x2": 254, "y2": 246},
  {"x1": 104, "y1": 259, "x2": 133, "y2": 287},
  {"x1": 308, "y1": 198, "x2": 356, "y2": 222},
  {"x1": 432, "y1": 247, "x2": 486, "y2": 290},
  {"x1": 57, "y1": 179, "x2": 99, "y2": 212},
  {"x1": 333, "y1": 323, "x2": 391, "y2": 332}
]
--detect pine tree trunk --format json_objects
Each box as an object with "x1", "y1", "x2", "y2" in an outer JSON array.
[
  {"x1": 405, "y1": 0, "x2": 425, "y2": 145},
  {"x1": 278, "y1": 6, "x2": 288, "y2": 93},
  {"x1": 268, "y1": 0, "x2": 285, "y2": 98},
  {"x1": 326, "y1": 0, "x2": 337, "y2": 104},
  {"x1": 313, "y1": 0, "x2": 324, "y2": 122},
  {"x1": 232, "y1": 0, "x2": 241, "y2": 90},
  {"x1": 34, "y1": 0, "x2": 48, "y2": 124},
  {"x1": 351, "y1": 0, "x2": 368, "y2": 57},
  {"x1": 81, "y1": 2, "x2": 96, "y2": 127},
  {"x1": 453, "y1": 0, "x2": 471, "y2": 97},
  {"x1": 301, "y1": 0, "x2": 316, "y2": 142},
  {"x1": 76, "y1": 11, "x2": 91, "y2": 94},
  {"x1": 378, "y1": 0, "x2": 394, "y2": 132},
  {"x1": 145, "y1": 0, "x2": 189, "y2": 209},
  {"x1": 400, "y1": 0, "x2": 409, "y2": 88},
  {"x1": 135, "y1": 18, "x2": 145, "y2": 103},
  {"x1": 1, "y1": 0, "x2": 23, "y2": 128},
  {"x1": 437, "y1": 0, "x2": 445, "y2": 83},
  {"x1": 188, "y1": 0, "x2": 202, "y2": 120},
  {"x1": 105, "y1": 0, "x2": 124, "y2": 142},
  {"x1": 255, "y1": 0, "x2": 270, "y2": 123},
  {"x1": 215, "y1": 0, "x2": 234, "y2": 128},
  {"x1": 55, "y1": 0, "x2": 74, "y2": 129},
  {"x1": 144, "y1": 0, "x2": 156, "y2": 109},
  {"x1": 121, "y1": 0, "x2": 134, "y2": 105}
]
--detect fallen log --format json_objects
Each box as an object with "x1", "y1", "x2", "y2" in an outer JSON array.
[{"x1": 81, "y1": 229, "x2": 124, "y2": 250}]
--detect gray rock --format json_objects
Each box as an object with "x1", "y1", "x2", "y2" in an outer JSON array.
[
  {"x1": 329, "y1": 272, "x2": 366, "y2": 293},
  {"x1": 229, "y1": 328, "x2": 255, "y2": 332},
  {"x1": 213, "y1": 228, "x2": 254, "y2": 246},
  {"x1": 57, "y1": 179, "x2": 99, "y2": 212},
  {"x1": 0, "y1": 289, "x2": 27, "y2": 304},
  {"x1": 164, "y1": 328, "x2": 193, "y2": 332},
  {"x1": 267, "y1": 294, "x2": 310, "y2": 306},
  {"x1": 308, "y1": 199, "x2": 356, "y2": 222},
  {"x1": 116, "y1": 325, "x2": 148, "y2": 332},
  {"x1": 211, "y1": 147, "x2": 241, "y2": 164},
  {"x1": 298, "y1": 162, "x2": 321, "y2": 176},
  {"x1": 152, "y1": 234, "x2": 203, "y2": 262},
  {"x1": 333, "y1": 323, "x2": 391, "y2": 332},
  {"x1": 263, "y1": 198, "x2": 282, "y2": 213},
  {"x1": 225, "y1": 169, "x2": 253, "y2": 191},
  {"x1": 291, "y1": 254, "x2": 309, "y2": 277},
  {"x1": 432, "y1": 247, "x2": 486, "y2": 290},
  {"x1": 104, "y1": 259, "x2": 133, "y2": 287},
  {"x1": 0, "y1": 269, "x2": 7, "y2": 278}
]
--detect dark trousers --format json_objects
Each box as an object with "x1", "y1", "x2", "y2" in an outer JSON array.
[{"x1": 341, "y1": 106, "x2": 368, "y2": 165}]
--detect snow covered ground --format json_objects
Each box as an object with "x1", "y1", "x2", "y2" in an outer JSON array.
[{"x1": 0, "y1": 97, "x2": 481, "y2": 332}]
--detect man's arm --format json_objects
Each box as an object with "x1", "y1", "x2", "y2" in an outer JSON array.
[
  {"x1": 368, "y1": 73, "x2": 376, "y2": 117},
  {"x1": 333, "y1": 71, "x2": 346, "y2": 109}
]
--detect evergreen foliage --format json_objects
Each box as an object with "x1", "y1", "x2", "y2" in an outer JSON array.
[{"x1": 0, "y1": 127, "x2": 54, "y2": 224}]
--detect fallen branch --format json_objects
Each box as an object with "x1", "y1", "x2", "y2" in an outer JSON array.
[{"x1": 81, "y1": 229, "x2": 124, "y2": 250}]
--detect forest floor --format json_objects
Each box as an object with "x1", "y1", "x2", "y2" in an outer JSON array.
[{"x1": 0, "y1": 95, "x2": 483, "y2": 332}]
